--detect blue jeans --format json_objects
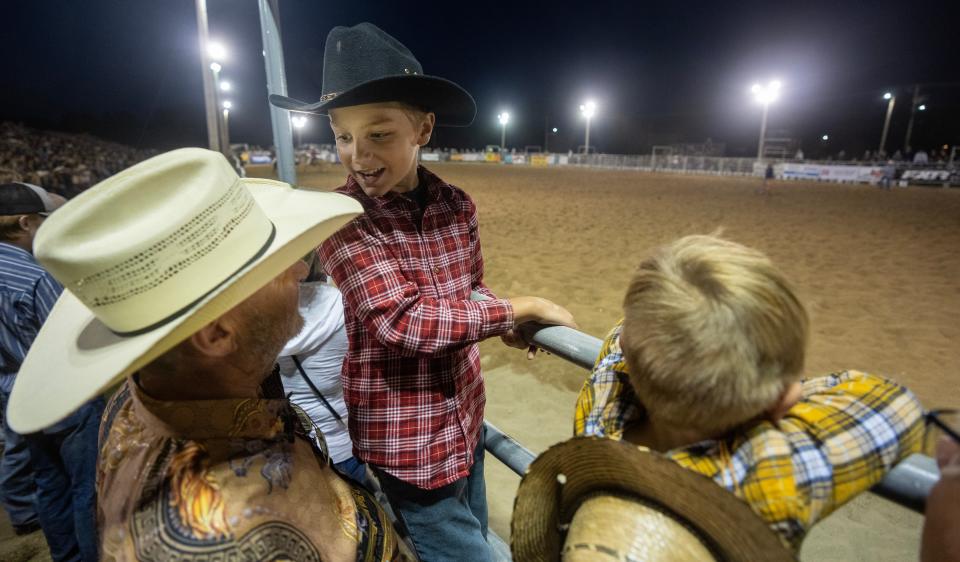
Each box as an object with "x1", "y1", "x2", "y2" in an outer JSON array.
[
  {"x1": 27, "y1": 397, "x2": 105, "y2": 562},
  {"x1": 373, "y1": 430, "x2": 490, "y2": 562},
  {"x1": 0, "y1": 388, "x2": 38, "y2": 529},
  {"x1": 334, "y1": 455, "x2": 370, "y2": 489}
]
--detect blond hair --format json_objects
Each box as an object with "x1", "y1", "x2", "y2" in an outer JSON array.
[{"x1": 621, "y1": 234, "x2": 809, "y2": 435}]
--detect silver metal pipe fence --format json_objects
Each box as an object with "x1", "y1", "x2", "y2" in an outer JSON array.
[{"x1": 472, "y1": 292, "x2": 938, "y2": 513}]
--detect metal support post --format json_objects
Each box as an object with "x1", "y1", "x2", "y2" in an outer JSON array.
[
  {"x1": 194, "y1": 0, "x2": 220, "y2": 152},
  {"x1": 257, "y1": 0, "x2": 296, "y2": 184}
]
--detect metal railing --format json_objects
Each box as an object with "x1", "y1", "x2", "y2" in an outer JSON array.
[{"x1": 473, "y1": 293, "x2": 939, "y2": 514}]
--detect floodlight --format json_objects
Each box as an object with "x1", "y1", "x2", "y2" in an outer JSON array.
[
  {"x1": 552, "y1": 127, "x2": 558, "y2": 133},
  {"x1": 918, "y1": 104, "x2": 926, "y2": 111},
  {"x1": 751, "y1": 81, "x2": 780, "y2": 105},
  {"x1": 883, "y1": 92, "x2": 893, "y2": 100},
  {"x1": 292, "y1": 115, "x2": 308, "y2": 128},
  {"x1": 822, "y1": 134, "x2": 829, "y2": 141},
  {"x1": 580, "y1": 100, "x2": 597, "y2": 119},
  {"x1": 207, "y1": 42, "x2": 227, "y2": 61},
  {"x1": 222, "y1": 100, "x2": 232, "y2": 109},
  {"x1": 209, "y1": 62, "x2": 222, "y2": 73},
  {"x1": 498, "y1": 112, "x2": 510, "y2": 125},
  {"x1": 220, "y1": 81, "x2": 231, "y2": 92}
]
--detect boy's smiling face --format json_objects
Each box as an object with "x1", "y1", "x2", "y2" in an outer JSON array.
[{"x1": 329, "y1": 103, "x2": 436, "y2": 197}]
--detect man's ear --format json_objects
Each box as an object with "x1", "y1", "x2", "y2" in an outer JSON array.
[
  {"x1": 417, "y1": 113, "x2": 436, "y2": 146},
  {"x1": 186, "y1": 316, "x2": 240, "y2": 358},
  {"x1": 766, "y1": 381, "x2": 803, "y2": 423}
]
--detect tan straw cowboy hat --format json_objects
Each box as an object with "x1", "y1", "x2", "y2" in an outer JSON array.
[
  {"x1": 7, "y1": 148, "x2": 362, "y2": 433},
  {"x1": 511, "y1": 437, "x2": 793, "y2": 562}
]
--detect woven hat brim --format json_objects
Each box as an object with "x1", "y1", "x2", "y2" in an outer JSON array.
[
  {"x1": 269, "y1": 74, "x2": 477, "y2": 127},
  {"x1": 7, "y1": 180, "x2": 362, "y2": 434},
  {"x1": 510, "y1": 437, "x2": 793, "y2": 562}
]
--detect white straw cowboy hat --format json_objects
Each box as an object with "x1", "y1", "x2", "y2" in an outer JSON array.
[
  {"x1": 511, "y1": 437, "x2": 793, "y2": 562},
  {"x1": 7, "y1": 148, "x2": 362, "y2": 433}
]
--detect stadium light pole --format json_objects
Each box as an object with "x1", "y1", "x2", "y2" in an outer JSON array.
[
  {"x1": 498, "y1": 112, "x2": 510, "y2": 151},
  {"x1": 751, "y1": 81, "x2": 780, "y2": 161},
  {"x1": 292, "y1": 115, "x2": 307, "y2": 148},
  {"x1": 580, "y1": 100, "x2": 597, "y2": 154},
  {"x1": 879, "y1": 91, "x2": 896, "y2": 156},
  {"x1": 209, "y1": 61, "x2": 229, "y2": 157},
  {"x1": 220, "y1": 101, "x2": 232, "y2": 155}
]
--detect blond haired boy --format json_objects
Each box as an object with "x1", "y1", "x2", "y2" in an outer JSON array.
[{"x1": 575, "y1": 234, "x2": 924, "y2": 552}]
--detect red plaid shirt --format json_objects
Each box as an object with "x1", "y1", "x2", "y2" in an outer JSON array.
[{"x1": 317, "y1": 168, "x2": 514, "y2": 489}]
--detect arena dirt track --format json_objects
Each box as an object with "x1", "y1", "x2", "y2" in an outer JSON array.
[{"x1": 255, "y1": 162, "x2": 960, "y2": 561}]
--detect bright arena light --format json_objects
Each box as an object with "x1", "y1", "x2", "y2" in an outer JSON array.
[
  {"x1": 822, "y1": 134, "x2": 829, "y2": 141},
  {"x1": 552, "y1": 127, "x2": 558, "y2": 133},
  {"x1": 209, "y1": 62, "x2": 222, "y2": 73},
  {"x1": 222, "y1": 100, "x2": 232, "y2": 109},
  {"x1": 580, "y1": 100, "x2": 597, "y2": 119},
  {"x1": 751, "y1": 80, "x2": 781, "y2": 105},
  {"x1": 220, "y1": 81, "x2": 231, "y2": 92},
  {"x1": 207, "y1": 42, "x2": 227, "y2": 61},
  {"x1": 918, "y1": 104, "x2": 927, "y2": 111},
  {"x1": 498, "y1": 112, "x2": 510, "y2": 125},
  {"x1": 292, "y1": 115, "x2": 308, "y2": 128},
  {"x1": 883, "y1": 92, "x2": 893, "y2": 100}
]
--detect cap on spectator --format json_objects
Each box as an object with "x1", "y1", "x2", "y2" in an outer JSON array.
[{"x1": 0, "y1": 182, "x2": 63, "y2": 216}]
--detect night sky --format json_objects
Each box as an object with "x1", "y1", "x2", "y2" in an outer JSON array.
[{"x1": 4, "y1": 0, "x2": 957, "y2": 158}]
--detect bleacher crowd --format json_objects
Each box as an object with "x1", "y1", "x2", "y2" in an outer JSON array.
[{"x1": 0, "y1": 122, "x2": 155, "y2": 199}]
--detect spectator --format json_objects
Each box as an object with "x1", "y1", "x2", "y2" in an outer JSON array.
[
  {"x1": 5, "y1": 148, "x2": 407, "y2": 560},
  {"x1": 573, "y1": 234, "x2": 923, "y2": 553},
  {"x1": 1, "y1": 182, "x2": 105, "y2": 561}
]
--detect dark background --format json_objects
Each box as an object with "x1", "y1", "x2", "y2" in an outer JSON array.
[{"x1": 3, "y1": 0, "x2": 956, "y2": 157}]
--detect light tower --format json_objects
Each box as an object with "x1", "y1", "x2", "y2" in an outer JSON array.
[
  {"x1": 498, "y1": 112, "x2": 510, "y2": 151},
  {"x1": 579, "y1": 100, "x2": 597, "y2": 154},
  {"x1": 750, "y1": 80, "x2": 781, "y2": 161}
]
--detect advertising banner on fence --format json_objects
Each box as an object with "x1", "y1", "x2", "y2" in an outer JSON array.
[
  {"x1": 901, "y1": 169, "x2": 960, "y2": 186},
  {"x1": 421, "y1": 153, "x2": 441, "y2": 162},
  {"x1": 531, "y1": 154, "x2": 549, "y2": 167},
  {"x1": 770, "y1": 163, "x2": 886, "y2": 184}
]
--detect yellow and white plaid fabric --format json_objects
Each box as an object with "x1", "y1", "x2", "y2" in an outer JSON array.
[{"x1": 574, "y1": 320, "x2": 924, "y2": 552}]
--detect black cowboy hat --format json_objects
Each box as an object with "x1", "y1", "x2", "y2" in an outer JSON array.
[{"x1": 269, "y1": 23, "x2": 476, "y2": 127}]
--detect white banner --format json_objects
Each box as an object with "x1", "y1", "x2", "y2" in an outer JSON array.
[
  {"x1": 774, "y1": 163, "x2": 885, "y2": 184},
  {"x1": 420, "y1": 153, "x2": 440, "y2": 162}
]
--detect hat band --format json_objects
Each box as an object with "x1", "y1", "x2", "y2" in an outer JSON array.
[{"x1": 111, "y1": 223, "x2": 276, "y2": 337}]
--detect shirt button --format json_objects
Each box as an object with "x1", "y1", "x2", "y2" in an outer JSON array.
[{"x1": 433, "y1": 266, "x2": 441, "y2": 273}]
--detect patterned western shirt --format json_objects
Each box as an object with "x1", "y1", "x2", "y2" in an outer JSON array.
[
  {"x1": 574, "y1": 320, "x2": 924, "y2": 552},
  {"x1": 0, "y1": 242, "x2": 63, "y2": 392},
  {"x1": 97, "y1": 379, "x2": 404, "y2": 561},
  {"x1": 317, "y1": 168, "x2": 514, "y2": 490}
]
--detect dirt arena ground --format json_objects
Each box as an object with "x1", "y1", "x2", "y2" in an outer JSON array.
[
  {"x1": 270, "y1": 162, "x2": 959, "y2": 561},
  {"x1": 2, "y1": 161, "x2": 956, "y2": 561}
]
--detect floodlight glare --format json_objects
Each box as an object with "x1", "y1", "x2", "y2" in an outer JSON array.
[
  {"x1": 209, "y1": 62, "x2": 222, "y2": 73},
  {"x1": 883, "y1": 92, "x2": 892, "y2": 100},
  {"x1": 220, "y1": 81, "x2": 231, "y2": 92},
  {"x1": 918, "y1": 104, "x2": 927, "y2": 111},
  {"x1": 751, "y1": 80, "x2": 780, "y2": 106},
  {"x1": 292, "y1": 115, "x2": 308, "y2": 128},
  {"x1": 207, "y1": 42, "x2": 227, "y2": 61},
  {"x1": 822, "y1": 134, "x2": 829, "y2": 141},
  {"x1": 498, "y1": 112, "x2": 510, "y2": 125},
  {"x1": 580, "y1": 100, "x2": 597, "y2": 119},
  {"x1": 552, "y1": 127, "x2": 558, "y2": 133},
  {"x1": 222, "y1": 100, "x2": 232, "y2": 109}
]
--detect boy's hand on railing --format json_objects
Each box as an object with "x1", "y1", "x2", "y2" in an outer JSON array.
[
  {"x1": 509, "y1": 296, "x2": 578, "y2": 329},
  {"x1": 504, "y1": 297, "x2": 578, "y2": 359}
]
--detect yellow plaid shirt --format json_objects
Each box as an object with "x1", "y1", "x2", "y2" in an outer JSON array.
[{"x1": 574, "y1": 320, "x2": 924, "y2": 552}]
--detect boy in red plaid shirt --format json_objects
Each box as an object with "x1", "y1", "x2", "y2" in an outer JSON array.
[{"x1": 271, "y1": 23, "x2": 575, "y2": 561}]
